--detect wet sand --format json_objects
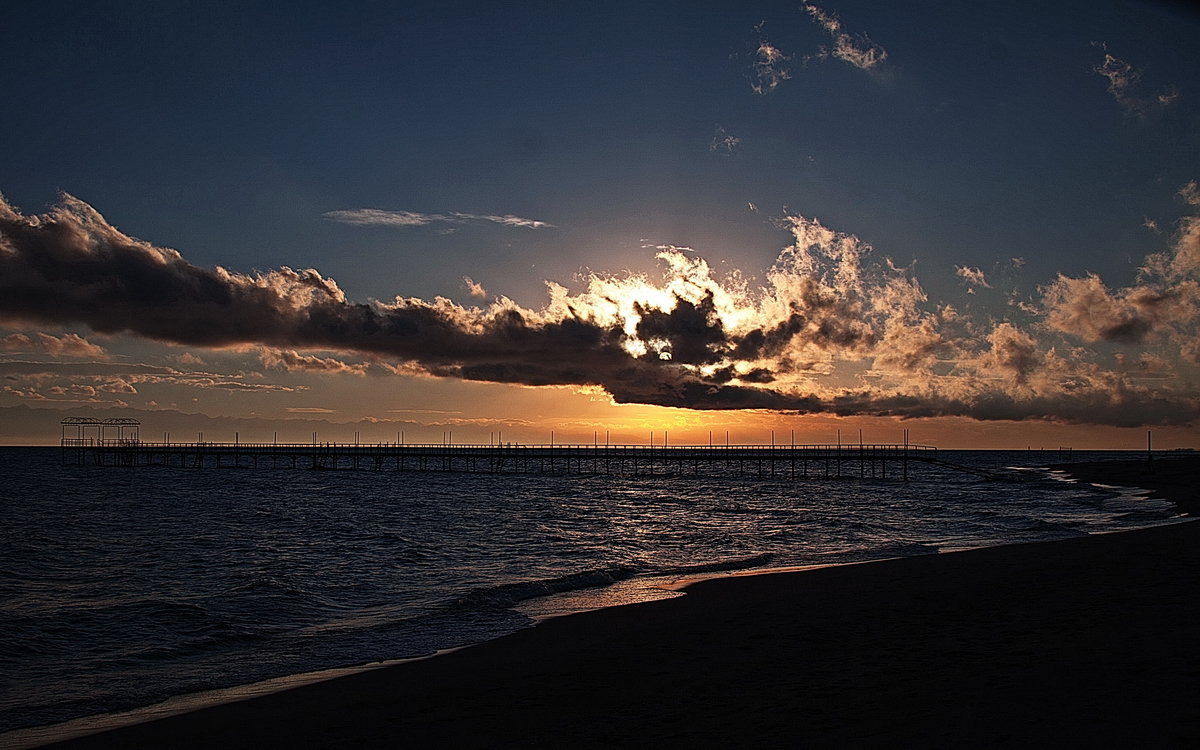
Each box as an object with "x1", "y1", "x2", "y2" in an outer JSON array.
[{"x1": 42, "y1": 457, "x2": 1200, "y2": 748}]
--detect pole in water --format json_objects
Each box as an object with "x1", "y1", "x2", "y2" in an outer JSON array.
[{"x1": 858, "y1": 428, "x2": 864, "y2": 478}]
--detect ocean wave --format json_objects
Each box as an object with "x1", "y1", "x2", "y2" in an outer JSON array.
[
  {"x1": 447, "y1": 552, "x2": 785, "y2": 614},
  {"x1": 654, "y1": 552, "x2": 778, "y2": 577},
  {"x1": 449, "y1": 566, "x2": 641, "y2": 610},
  {"x1": 811, "y1": 541, "x2": 938, "y2": 564}
]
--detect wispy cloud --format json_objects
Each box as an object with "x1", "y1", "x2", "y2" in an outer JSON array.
[
  {"x1": 0, "y1": 356, "x2": 306, "y2": 404},
  {"x1": 955, "y1": 266, "x2": 991, "y2": 292},
  {"x1": 0, "y1": 361, "x2": 178, "y2": 377},
  {"x1": 260, "y1": 348, "x2": 369, "y2": 376},
  {"x1": 463, "y1": 276, "x2": 488, "y2": 299},
  {"x1": 2, "y1": 191, "x2": 1197, "y2": 426},
  {"x1": 1092, "y1": 42, "x2": 1179, "y2": 117},
  {"x1": 802, "y1": 2, "x2": 888, "y2": 72},
  {"x1": 751, "y1": 24, "x2": 791, "y2": 94},
  {"x1": 0, "y1": 332, "x2": 107, "y2": 359},
  {"x1": 709, "y1": 125, "x2": 741, "y2": 154},
  {"x1": 323, "y1": 208, "x2": 554, "y2": 230},
  {"x1": 172, "y1": 379, "x2": 304, "y2": 392}
]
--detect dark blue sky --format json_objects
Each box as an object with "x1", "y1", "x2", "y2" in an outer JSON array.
[
  {"x1": 5, "y1": 0, "x2": 1196, "y2": 302},
  {"x1": 2, "y1": 1, "x2": 1198, "y2": 446}
]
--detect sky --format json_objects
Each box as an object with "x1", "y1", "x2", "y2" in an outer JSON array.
[{"x1": 2, "y1": 0, "x2": 1199, "y2": 448}]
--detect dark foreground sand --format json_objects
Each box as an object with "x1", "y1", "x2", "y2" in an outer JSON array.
[{"x1": 43, "y1": 457, "x2": 1200, "y2": 748}]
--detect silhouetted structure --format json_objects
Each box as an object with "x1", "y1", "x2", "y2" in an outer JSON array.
[
  {"x1": 59, "y1": 417, "x2": 141, "y2": 465},
  {"x1": 56, "y1": 417, "x2": 965, "y2": 480}
]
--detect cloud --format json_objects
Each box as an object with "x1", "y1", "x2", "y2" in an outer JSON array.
[
  {"x1": 47, "y1": 384, "x2": 98, "y2": 397},
  {"x1": 980, "y1": 323, "x2": 1040, "y2": 386},
  {"x1": 709, "y1": 126, "x2": 740, "y2": 154},
  {"x1": 1092, "y1": 42, "x2": 1179, "y2": 117},
  {"x1": 802, "y1": 2, "x2": 888, "y2": 72},
  {"x1": 955, "y1": 266, "x2": 991, "y2": 292},
  {"x1": 173, "y1": 379, "x2": 304, "y2": 392},
  {"x1": 260, "y1": 348, "x2": 369, "y2": 375},
  {"x1": 452, "y1": 212, "x2": 554, "y2": 229},
  {"x1": 464, "y1": 276, "x2": 488, "y2": 298},
  {"x1": 1, "y1": 365, "x2": 137, "y2": 402},
  {"x1": 321, "y1": 208, "x2": 432, "y2": 227},
  {"x1": 0, "y1": 360, "x2": 178, "y2": 377},
  {"x1": 0, "y1": 356, "x2": 307, "y2": 401},
  {"x1": 1040, "y1": 273, "x2": 1196, "y2": 345},
  {"x1": 323, "y1": 208, "x2": 554, "y2": 230},
  {"x1": 1170, "y1": 181, "x2": 1200, "y2": 276},
  {"x1": 286, "y1": 407, "x2": 337, "y2": 414},
  {"x1": 0, "y1": 332, "x2": 107, "y2": 358},
  {"x1": 1, "y1": 192, "x2": 1197, "y2": 426},
  {"x1": 98, "y1": 378, "x2": 138, "y2": 394},
  {"x1": 750, "y1": 25, "x2": 791, "y2": 94}
]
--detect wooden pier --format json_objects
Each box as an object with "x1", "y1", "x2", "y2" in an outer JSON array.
[{"x1": 59, "y1": 418, "x2": 939, "y2": 480}]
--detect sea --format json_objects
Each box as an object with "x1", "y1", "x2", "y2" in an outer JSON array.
[{"x1": 0, "y1": 447, "x2": 1185, "y2": 739}]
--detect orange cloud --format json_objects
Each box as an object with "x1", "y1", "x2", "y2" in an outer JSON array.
[{"x1": 0, "y1": 332, "x2": 107, "y2": 358}]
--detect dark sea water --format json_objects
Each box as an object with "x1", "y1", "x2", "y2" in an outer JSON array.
[{"x1": 0, "y1": 447, "x2": 1183, "y2": 736}]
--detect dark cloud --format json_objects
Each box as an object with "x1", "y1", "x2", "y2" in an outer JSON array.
[
  {"x1": 2, "y1": 193, "x2": 1197, "y2": 427},
  {"x1": 633, "y1": 293, "x2": 727, "y2": 364}
]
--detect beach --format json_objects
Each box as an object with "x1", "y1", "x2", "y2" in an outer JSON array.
[{"x1": 37, "y1": 457, "x2": 1200, "y2": 748}]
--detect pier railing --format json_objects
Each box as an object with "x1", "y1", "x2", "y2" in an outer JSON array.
[{"x1": 62, "y1": 439, "x2": 938, "y2": 480}]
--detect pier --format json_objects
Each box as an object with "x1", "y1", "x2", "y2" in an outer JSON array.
[{"x1": 58, "y1": 418, "x2": 943, "y2": 480}]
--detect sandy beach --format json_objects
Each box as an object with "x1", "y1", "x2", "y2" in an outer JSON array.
[{"x1": 35, "y1": 457, "x2": 1200, "y2": 748}]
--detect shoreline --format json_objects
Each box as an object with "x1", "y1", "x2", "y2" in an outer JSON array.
[
  {"x1": 1048, "y1": 454, "x2": 1198, "y2": 514},
  {"x1": 12, "y1": 456, "x2": 1198, "y2": 747}
]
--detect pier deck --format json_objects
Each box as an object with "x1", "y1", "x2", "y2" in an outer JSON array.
[{"x1": 61, "y1": 438, "x2": 937, "y2": 480}]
